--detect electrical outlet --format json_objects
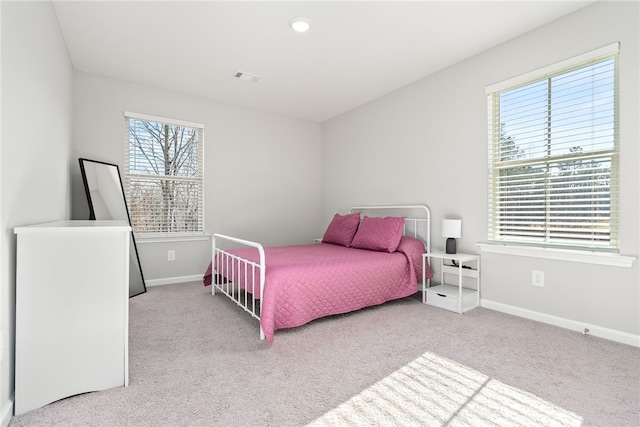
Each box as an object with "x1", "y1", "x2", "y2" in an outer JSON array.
[
  {"x1": 532, "y1": 270, "x2": 544, "y2": 287},
  {"x1": 168, "y1": 250, "x2": 176, "y2": 262}
]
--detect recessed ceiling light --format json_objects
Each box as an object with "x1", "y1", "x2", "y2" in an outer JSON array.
[{"x1": 289, "y1": 17, "x2": 310, "y2": 33}]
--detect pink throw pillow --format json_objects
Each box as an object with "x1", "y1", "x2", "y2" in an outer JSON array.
[
  {"x1": 322, "y1": 212, "x2": 361, "y2": 247},
  {"x1": 351, "y1": 216, "x2": 405, "y2": 253}
]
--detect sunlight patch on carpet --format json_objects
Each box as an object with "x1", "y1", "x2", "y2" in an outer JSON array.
[{"x1": 307, "y1": 352, "x2": 582, "y2": 426}]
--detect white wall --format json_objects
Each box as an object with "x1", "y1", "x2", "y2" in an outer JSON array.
[
  {"x1": 1, "y1": 0, "x2": 73, "y2": 421},
  {"x1": 71, "y1": 72, "x2": 322, "y2": 281},
  {"x1": 322, "y1": 1, "x2": 639, "y2": 338}
]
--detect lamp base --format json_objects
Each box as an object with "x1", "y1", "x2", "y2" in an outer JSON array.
[{"x1": 445, "y1": 238, "x2": 457, "y2": 254}]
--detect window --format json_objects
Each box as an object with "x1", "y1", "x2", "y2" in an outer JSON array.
[
  {"x1": 124, "y1": 112, "x2": 204, "y2": 237},
  {"x1": 486, "y1": 43, "x2": 619, "y2": 252}
]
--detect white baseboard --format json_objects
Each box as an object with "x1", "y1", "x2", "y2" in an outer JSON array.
[
  {"x1": 1, "y1": 394, "x2": 13, "y2": 427},
  {"x1": 145, "y1": 274, "x2": 203, "y2": 287},
  {"x1": 481, "y1": 299, "x2": 640, "y2": 348}
]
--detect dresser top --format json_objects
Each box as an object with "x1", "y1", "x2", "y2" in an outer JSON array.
[{"x1": 15, "y1": 220, "x2": 131, "y2": 233}]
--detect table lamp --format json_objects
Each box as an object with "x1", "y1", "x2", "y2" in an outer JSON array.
[{"x1": 442, "y1": 219, "x2": 462, "y2": 254}]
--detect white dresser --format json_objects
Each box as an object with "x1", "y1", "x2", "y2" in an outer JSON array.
[{"x1": 14, "y1": 220, "x2": 131, "y2": 415}]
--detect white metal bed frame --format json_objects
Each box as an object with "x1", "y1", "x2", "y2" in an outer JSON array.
[{"x1": 211, "y1": 204, "x2": 431, "y2": 340}]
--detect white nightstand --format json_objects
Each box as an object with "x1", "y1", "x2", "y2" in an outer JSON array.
[{"x1": 422, "y1": 251, "x2": 480, "y2": 313}]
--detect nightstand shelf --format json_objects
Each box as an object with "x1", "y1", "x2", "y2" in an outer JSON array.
[{"x1": 422, "y1": 251, "x2": 480, "y2": 313}]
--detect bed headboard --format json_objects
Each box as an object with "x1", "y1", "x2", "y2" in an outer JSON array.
[{"x1": 348, "y1": 204, "x2": 431, "y2": 253}]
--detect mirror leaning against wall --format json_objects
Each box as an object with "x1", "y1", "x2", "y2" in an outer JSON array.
[{"x1": 79, "y1": 158, "x2": 147, "y2": 297}]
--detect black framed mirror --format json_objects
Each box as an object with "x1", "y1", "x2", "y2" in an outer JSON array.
[{"x1": 79, "y1": 158, "x2": 146, "y2": 297}]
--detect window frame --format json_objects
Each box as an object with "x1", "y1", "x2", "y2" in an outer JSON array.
[
  {"x1": 485, "y1": 43, "x2": 620, "y2": 254},
  {"x1": 123, "y1": 111, "x2": 205, "y2": 239}
]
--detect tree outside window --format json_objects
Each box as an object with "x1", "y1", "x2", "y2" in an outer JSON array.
[{"x1": 124, "y1": 114, "x2": 204, "y2": 236}]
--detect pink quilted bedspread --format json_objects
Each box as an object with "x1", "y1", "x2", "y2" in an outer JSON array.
[{"x1": 203, "y1": 239, "x2": 432, "y2": 344}]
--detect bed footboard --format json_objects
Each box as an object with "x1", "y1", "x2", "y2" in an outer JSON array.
[{"x1": 212, "y1": 234, "x2": 266, "y2": 340}]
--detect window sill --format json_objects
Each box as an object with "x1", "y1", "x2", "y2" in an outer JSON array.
[
  {"x1": 477, "y1": 243, "x2": 635, "y2": 268},
  {"x1": 136, "y1": 234, "x2": 212, "y2": 244}
]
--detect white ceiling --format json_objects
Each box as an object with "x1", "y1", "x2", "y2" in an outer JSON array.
[{"x1": 52, "y1": 1, "x2": 594, "y2": 123}]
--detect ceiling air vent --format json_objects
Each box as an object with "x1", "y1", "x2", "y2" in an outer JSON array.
[{"x1": 234, "y1": 71, "x2": 261, "y2": 83}]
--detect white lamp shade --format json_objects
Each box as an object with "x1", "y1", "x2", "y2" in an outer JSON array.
[{"x1": 442, "y1": 219, "x2": 462, "y2": 238}]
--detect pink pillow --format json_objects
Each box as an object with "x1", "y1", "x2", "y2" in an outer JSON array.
[
  {"x1": 351, "y1": 216, "x2": 405, "y2": 253},
  {"x1": 322, "y1": 212, "x2": 361, "y2": 247}
]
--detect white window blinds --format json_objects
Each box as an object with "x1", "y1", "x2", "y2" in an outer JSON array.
[
  {"x1": 124, "y1": 112, "x2": 204, "y2": 236},
  {"x1": 486, "y1": 43, "x2": 619, "y2": 252}
]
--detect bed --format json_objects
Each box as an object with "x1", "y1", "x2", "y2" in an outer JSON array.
[{"x1": 203, "y1": 205, "x2": 433, "y2": 344}]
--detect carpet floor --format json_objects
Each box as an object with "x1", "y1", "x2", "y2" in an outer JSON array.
[{"x1": 8, "y1": 281, "x2": 640, "y2": 426}]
